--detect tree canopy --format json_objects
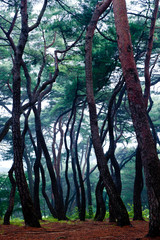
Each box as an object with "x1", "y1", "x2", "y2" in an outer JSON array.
[{"x1": 0, "y1": 0, "x2": 160, "y2": 237}]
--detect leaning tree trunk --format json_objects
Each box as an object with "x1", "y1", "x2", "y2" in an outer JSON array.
[
  {"x1": 113, "y1": 0, "x2": 160, "y2": 236},
  {"x1": 85, "y1": 0, "x2": 130, "y2": 226}
]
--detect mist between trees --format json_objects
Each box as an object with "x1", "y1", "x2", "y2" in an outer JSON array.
[{"x1": 0, "y1": 0, "x2": 160, "y2": 237}]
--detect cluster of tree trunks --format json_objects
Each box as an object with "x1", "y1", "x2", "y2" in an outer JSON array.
[{"x1": 1, "y1": 0, "x2": 160, "y2": 237}]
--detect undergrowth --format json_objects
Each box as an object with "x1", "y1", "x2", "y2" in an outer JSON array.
[{"x1": 0, "y1": 205, "x2": 149, "y2": 225}]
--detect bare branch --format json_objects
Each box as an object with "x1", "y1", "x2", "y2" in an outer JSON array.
[{"x1": 28, "y1": 0, "x2": 48, "y2": 32}]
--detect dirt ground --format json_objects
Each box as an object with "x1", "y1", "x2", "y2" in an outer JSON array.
[{"x1": 0, "y1": 219, "x2": 160, "y2": 240}]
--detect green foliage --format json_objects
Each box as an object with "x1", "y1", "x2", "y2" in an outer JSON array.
[
  {"x1": 127, "y1": 204, "x2": 149, "y2": 220},
  {"x1": 142, "y1": 208, "x2": 149, "y2": 220},
  {"x1": 127, "y1": 204, "x2": 134, "y2": 219},
  {"x1": 68, "y1": 207, "x2": 80, "y2": 220}
]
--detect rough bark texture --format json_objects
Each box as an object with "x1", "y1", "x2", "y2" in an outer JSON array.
[
  {"x1": 133, "y1": 0, "x2": 159, "y2": 221},
  {"x1": 113, "y1": 0, "x2": 160, "y2": 236},
  {"x1": 85, "y1": 0, "x2": 130, "y2": 226}
]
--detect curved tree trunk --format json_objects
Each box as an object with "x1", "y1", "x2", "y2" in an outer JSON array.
[
  {"x1": 113, "y1": 0, "x2": 160, "y2": 236},
  {"x1": 12, "y1": 1, "x2": 38, "y2": 223},
  {"x1": 85, "y1": 0, "x2": 130, "y2": 226},
  {"x1": 39, "y1": 164, "x2": 57, "y2": 218},
  {"x1": 33, "y1": 103, "x2": 66, "y2": 220},
  {"x1": 64, "y1": 94, "x2": 78, "y2": 213}
]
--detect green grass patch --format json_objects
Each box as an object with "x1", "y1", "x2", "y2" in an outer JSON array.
[{"x1": 10, "y1": 218, "x2": 24, "y2": 226}]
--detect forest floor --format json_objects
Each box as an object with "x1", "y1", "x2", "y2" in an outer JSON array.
[{"x1": 0, "y1": 219, "x2": 160, "y2": 240}]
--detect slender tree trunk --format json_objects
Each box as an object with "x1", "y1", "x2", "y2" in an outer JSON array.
[
  {"x1": 75, "y1": 102, "x2": 86, "y2": 221},
  {"x1": 133, "y1": 147, "x2": 144, "y2": 221},
  {"x1": 3, "y1": 165, "x2": 16, "y2": 225},
  {"x1": 23, "y1": 149, "x2": 34, "y2": 200},
  {"x1": 39, "y1": 164, "x2": 57, "y2": 218},
  {"x1": 64, "y1": 95, "x2": 78, "y2": 213},
  {"x1": 85, "y1": 0, "x2": 130, "y2": 226},
  {"x1": 113, "y1": 0, "x2": 160, "y2": 236},
  {"x1": 33, "y1": 104, "x2": 43, "y2": 220},
  {"x1": 33, "y1": 104, "x2": 66, "y2": 220},
  {"x1": 86, "y1": 138, "x2": 93, "y2": 218}
]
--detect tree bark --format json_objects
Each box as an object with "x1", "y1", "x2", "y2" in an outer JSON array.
[
  {"x1": 86, "y1": 138, "x2": 93, "y2": 218},
  {"x1": 113, "y1": 0, "x2": 160, "y2": 236},
  {"x1": 39, "y1": 164, "x2": 57, "y2": 218},
  {"x1": 3, "y1": 165, "x2": 16, "y2": 225},
  {"x1": 133, "y1": 147, "x2": 144, "y2": 221},
  {"x1": 33, "y1": 103, "x2": 66, "y2": 220},
  {"x1": 85, "y1": 0, "x2": 130, "y2": 226},
  {"x1": 12, "y1": 1, "x2": 40, "y2": 225},
  {"x1": 74, "y1": 102, "x2": 86, "y2": 221},
  {"x1": 33, "y1": 104, "x2": 43, "y2": 220},
  {"x1": 94, "y1": 177, "x2": 106, "y2": 221},
  {"x1": 133, "y1": 0, "x2": 159, "y2": 220}
]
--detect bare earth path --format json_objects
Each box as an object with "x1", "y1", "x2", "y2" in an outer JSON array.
[{"x1": 0, "y1": 220, "x2": 160, "y2": 240}]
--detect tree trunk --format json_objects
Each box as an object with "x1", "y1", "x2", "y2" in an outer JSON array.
[
  {"x1": 12, "y1": 55, "x2": 40, "y2": 228},
  {"x1": 33, "y1": 104, "x2": 43, "y2": 220},
  {"x1": 74, "y1": 102, "x2": 86, "y2": 221},
  {"x1": 23, "y1": 149, "x2": 34, "y2": 200},
  {"x1": 85, "y1": 0, "x2": 130, "y2": 226},
  {"x1": 86, "y1": 138, "x2": 93, "y2": 218},
  {"x1": 94, "y1": 177, "x2": 106, "y2": 221},
  {"x1": 133, "y1": 147, "x2": 144, "y2": 221},
  {"x1": 33, "y1": 104, "x2": 66, "y2": 220},
  {"x1": 113, "y1": 0, "x2": 160, "y2": 236},
  {"x1": 133, "y1": 0, "x2": 159, "y2": 220},
  {"x1": 3, "y1": 165, "x2": 16, "y2": 225},
  {"x1": 39, "y1": 164, "x2": 57, "y2": 218}
]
